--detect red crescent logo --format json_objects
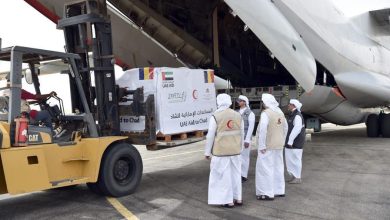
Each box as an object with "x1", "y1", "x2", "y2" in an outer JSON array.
[
  {"x1": 227, "y1": 120, "x2": 234, "y2": 129},
  {"x1": 192, "y1": 90, "x2": 198, "y2": 100}
]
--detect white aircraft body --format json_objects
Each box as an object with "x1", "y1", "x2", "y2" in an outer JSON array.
[
  {"x1": 224, "y1": 0, "x2": 390, "y2": 126},
  {"x1": 22, "y1": 0, "x2": 390, "y2": 135}
]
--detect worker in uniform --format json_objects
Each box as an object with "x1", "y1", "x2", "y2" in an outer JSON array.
[
  {"x1": 236, "y1": 95, "x2": 255, "y2": 182},
  {"x1": 285, "y1": 99, "x2": 305, "y2": 184},
  {"x1": 21, "y1": 89, "x2": 56, "y2": 130},
  {"x1": 205, "y1": 93, "x2": 244, "y2": 207},
  {"x1": 4, "y1": 73, "x2": 55, "y2": 130},
  {"x1": 255, "y1": 93, "x2": 288, "y2": 200}
]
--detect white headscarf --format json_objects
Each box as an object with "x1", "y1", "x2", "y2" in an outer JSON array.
[
  {"x1": 289, "y1": 99, "x2": 303, "y2": 112},
  {"x1": 238, "y1": 95, "x2": 250, "y2": 108},
  {"x1": 262, "y1": 93, "x2": 283, "y2": 114},
  {"x1": 216, "y1": 93, "x2": 232, "y2": 110}
]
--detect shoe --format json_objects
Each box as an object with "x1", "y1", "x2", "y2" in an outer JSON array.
[
  {"x1": 54, "y1": 129, "x2": 67, "y2": 138},
  {"x1": 234, "y1": 200, "x2": 243, "y2": 206},
  {"x1": 53, "y1": 126, "x2": 63, "y2": 137},
  {"x1": 221, "y1": 204, "x2": 235, "y2": 208},
  {"x1": 275, "y1": 194, "x2": 285, "y2": 197},
  {"x1": 241, "y1": 176, "x2": 248, "y2": 183},
  {"x1": 54, "y1": 126, "x2": 62, "y2": 135},
  {"x1": 289, "y1": 178, "x2": 302, "y2": 184},
  {"x1": 256, "y1": 195, "x2": 274, "y2": 201},
  {"x1": 286, "y1": 173, "x2": 295, "y2": 182}
]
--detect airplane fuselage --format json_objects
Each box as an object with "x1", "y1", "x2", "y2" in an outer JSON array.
[{"x1": 275, "y1": 0, "x2": 390, "y2": 108}]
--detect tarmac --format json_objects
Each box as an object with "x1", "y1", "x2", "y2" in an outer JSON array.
[{"x1": 0, "y1": 123, "x2": 389, "y2": 220}]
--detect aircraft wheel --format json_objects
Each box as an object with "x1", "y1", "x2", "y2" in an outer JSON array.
[
  {"x1": 379, "y1": 114, "x2": 390, "y2": 138},
  {"x1": 314, "y1": 123, "x2": 321, "y2": 132},
  {"x1": 94, "y1": 142, "x2": 143, "y2": 197},
  {"x1": 366, "y1": 114, "x2": 379, "y2": 137}
]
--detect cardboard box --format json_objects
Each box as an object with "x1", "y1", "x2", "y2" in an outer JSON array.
[{"x1": 116, "y1": 67, "x2": 217, "y2": 135}]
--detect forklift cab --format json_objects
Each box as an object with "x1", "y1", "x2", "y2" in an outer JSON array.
[
  {"x1": 0, "y1": 45, "x2": 99, "y2": 147},
  {"x1": 0, "y1": 45, "x2": 139, "y2": 197},
  {"x1": 0, "y1": 0, "x2": 150, "y2": 197}
]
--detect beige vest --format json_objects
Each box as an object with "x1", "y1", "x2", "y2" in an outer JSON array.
[
  {"x1": 255, "y1": 109, "x2": 286, "y2": 150},
  {"x1": 212, "y1": 109, "x2": 242, "y2": 156}
]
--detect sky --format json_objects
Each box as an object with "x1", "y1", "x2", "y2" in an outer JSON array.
[
  {"x1": 0, "y1": 1, "x2": 64, "y2": 51},
  {"x1": 0, "y1": 1, "x2": 64, "y2": 70},
  {"x1": 0, "y1": 1, "x2": 123, "y2": 113},
  {"x1": 332, "y1": 0, "x2": 390, "y2": 17},
  {"x1": 0, "y1": 1, "x2": 68, "y2": 111}
]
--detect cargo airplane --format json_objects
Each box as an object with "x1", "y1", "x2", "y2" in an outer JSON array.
[{"x1": 23, "y1": 0, "x2": 390, "y2": 137}]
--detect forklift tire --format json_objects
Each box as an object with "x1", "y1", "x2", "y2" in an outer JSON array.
[
  {"x1": 366, "y1": 114, "x2": 379, "y2": 137},
  {"x1": 96, "y1": 142, "x2": 143, "y2": 197},
  {"x1": 380, "y1": 114, "x2": 390, "y2": 138}
]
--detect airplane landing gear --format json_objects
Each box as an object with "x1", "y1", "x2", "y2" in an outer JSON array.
[
  {"x1": 366, "y1": 113, "x2": 390, "y2": 138},
  {"x1": 366, "y1": 114, "x2": 379, "y2": 137},
  {"x1": 380, "y1": 113, "x2": 390, "y2": 138}
]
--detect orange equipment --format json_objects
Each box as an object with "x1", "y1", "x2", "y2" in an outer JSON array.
[{"x1": 14, "y1": 114, "x2": 29, "y2": 146}]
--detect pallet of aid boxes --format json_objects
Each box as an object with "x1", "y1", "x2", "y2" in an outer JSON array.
[{"x1": 116, "y1": 67, "x2": 217, "y2": 150}]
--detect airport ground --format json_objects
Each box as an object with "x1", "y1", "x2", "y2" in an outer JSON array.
[{"x1": 0, "y1": 123, "x2": 389, "y2": 220}]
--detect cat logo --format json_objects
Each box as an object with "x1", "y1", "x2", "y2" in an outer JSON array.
[{"x1": 29, "y1": 134, "x2": 39, "y2": 142}]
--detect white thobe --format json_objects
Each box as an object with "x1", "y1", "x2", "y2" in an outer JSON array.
[
  {"x1": 205, "y1": 106, "x2": 244, "y2": 205},
  {"x1": 239, "y1": 107, "x2": 255, "y2": 178},
  {"x1": 255, "y1": 111, "x2": 288, "y2": 197},
  {"x1": 286, "y1": 112, "x2": 304, "y2": 178},
  {"x1": 285, "y1": 148, "x2": 303, "y2": 178}
]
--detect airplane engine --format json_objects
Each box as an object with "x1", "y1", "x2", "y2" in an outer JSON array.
[
  {"x1": 334, "y1": 72, "x2": 390, "y2": 108},
  {"x1": 300, "y1": 85, "x2": 380, "y2": 125}
]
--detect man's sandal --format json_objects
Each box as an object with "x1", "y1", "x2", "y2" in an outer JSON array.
[
  {"x1": 221, "y1": 204, "x2": 235, "y2": 208},
  {"x1": 256, "y1": 195, "x2": 274, "y2": 201},
  {"x1": 234, "y1": 200, "x2": 243, "y2": 206},
  {"x1": 275, "y1": 194, "x2": 285, "y2": 197}
]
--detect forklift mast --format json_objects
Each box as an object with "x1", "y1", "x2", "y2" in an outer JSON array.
[{"x1": 57, "y1": 0, "x2": 120, "y2": 136}]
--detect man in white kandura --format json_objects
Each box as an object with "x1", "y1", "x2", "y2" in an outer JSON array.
[
  {"x1": 255, "y1": 93, "x2": 288, "y2": 200},
  {"x1": 285, "y1": 99, "x2": 305, "y2": 184},
  {"x1": 237, "y1": 95, "x2": 255, "y2": 182},
  {"x1": 205, "y1": 93, "x2": 244, "y2": 208}
]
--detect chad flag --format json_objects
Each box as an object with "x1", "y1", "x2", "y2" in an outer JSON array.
[
  {"x1": 204, "y1": 70, "x2": 214, "y2": 83},
  {"x1": 139, "y1": 67, "x2": 154, "y2": 80}
]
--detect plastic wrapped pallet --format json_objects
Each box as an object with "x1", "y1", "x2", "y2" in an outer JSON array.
[{"x1": 116, "y1": 67, "x2": 217, "y2": 135}]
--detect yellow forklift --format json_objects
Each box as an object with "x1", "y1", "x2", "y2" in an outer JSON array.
[{"x1": 0, "y1": 0, "x2": 156, "y2": 197}]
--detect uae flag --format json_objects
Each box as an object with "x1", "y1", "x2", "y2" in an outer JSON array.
[{"x1": 162, "y1": 72, "x2": 174, "y2": 80}]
